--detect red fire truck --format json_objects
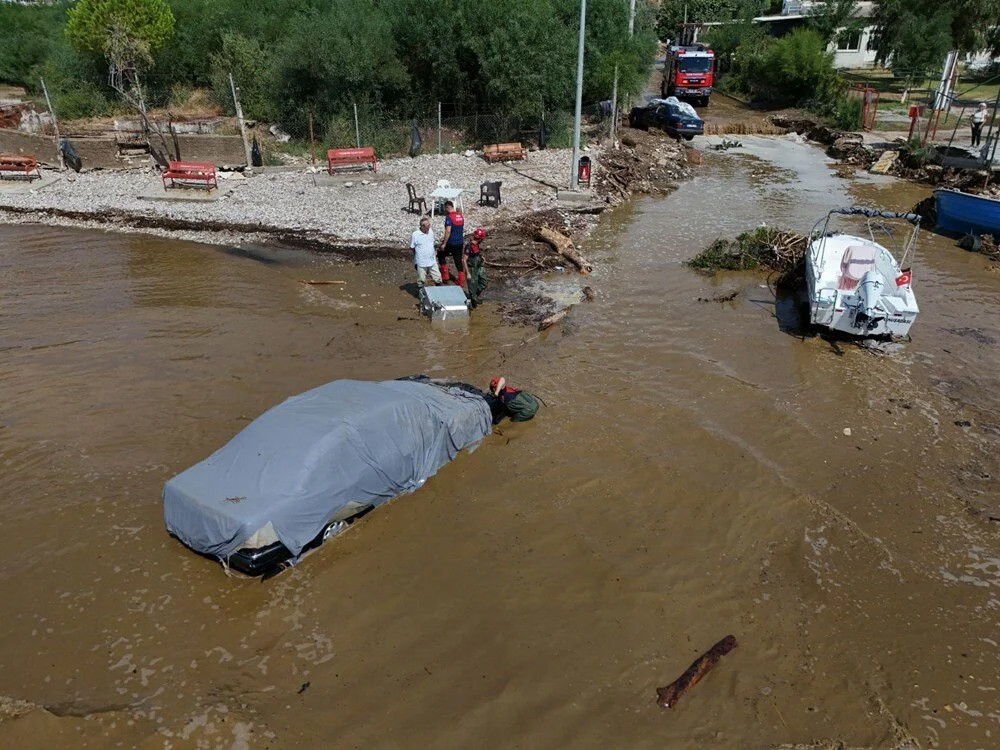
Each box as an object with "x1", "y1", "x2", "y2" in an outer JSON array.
[{"x1": 661, "y1": 43, "x2": 716, "y2": 107}]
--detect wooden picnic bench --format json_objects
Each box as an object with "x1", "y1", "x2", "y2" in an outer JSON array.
[
  {"x1": 327, "y1": 147, "x2": 378, "y2": 174},
  {"x1": 483, "y1": 143, "x2": 527, "y2": 163},
  {"x1": 161, "y1": 161, "x2": 218, "y2": 191},
  {"x1": 0, "y1": 154, "x2": 42, "y2": 181}
]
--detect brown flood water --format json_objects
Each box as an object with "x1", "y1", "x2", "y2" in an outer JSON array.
[{"x1": 1, "y1": 137, "x2": 999, "y2": 749}]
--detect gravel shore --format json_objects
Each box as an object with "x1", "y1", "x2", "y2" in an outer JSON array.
[{"x1": 0, "y1": 148, "x2": 595, "y2": 248}]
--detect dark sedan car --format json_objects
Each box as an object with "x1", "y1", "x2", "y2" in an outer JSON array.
[{"x1": 628, "y1": 100, "x2": 705, "y2": 141}]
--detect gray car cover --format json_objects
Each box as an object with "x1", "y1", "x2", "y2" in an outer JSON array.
[{"x1": 163, "y1": 379, "x2": 492, "y2": 559}]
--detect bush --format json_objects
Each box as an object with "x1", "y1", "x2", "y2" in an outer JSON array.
[
  {"x1": 748, "y1": 29, "x2": 837, "y2": 107},
  {"x1": 833, "y1": 95, "x2": 863, "y2": 130},
  {"x1": 899, "y1": 137, "x2": 932, "y2": 168},
  {"x1": 32, "y1": 40, "x2": 114, "y2": 119}
]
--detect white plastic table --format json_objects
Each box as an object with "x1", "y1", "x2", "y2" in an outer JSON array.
[{"x1": 428, "y1": 186, "x2": 464, "y2": 219}]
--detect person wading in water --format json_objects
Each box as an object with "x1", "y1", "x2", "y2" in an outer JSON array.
[
  {"x1": 409, "y1": 216, "x2": 441, "y2": 289},
  {"x1": 439, "y1": 200, "x2": 465, "y2": 286},
  {"x1": 487, "y1": 377, "x2": 540, "y2": 423},
  {"x1": 463, "y1": 227, "x2": 489, "y2": 308}
]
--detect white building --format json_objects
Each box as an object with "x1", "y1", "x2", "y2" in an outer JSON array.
[{"x1": 771, "y1": 0, "x2": 879, "y2": 69}]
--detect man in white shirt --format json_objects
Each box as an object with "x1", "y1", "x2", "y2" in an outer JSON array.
[{"x1": 409, "y1": 217, "x2": 441, "y2": 288}]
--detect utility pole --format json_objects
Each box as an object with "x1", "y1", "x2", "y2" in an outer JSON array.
[
  {"x1": 570, "y1": 0, "x2": 587, "y2": 190},
  {"x1": 353, "y1": 102, "x2": 361, "y2": 148},
  {"x1": 39, "y1": 77, "x2": 64, "y2": 171}
]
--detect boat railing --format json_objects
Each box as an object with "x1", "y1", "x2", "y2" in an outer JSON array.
[{"x1": 810, "y1": 206, "x2": 922, "y2": 273}]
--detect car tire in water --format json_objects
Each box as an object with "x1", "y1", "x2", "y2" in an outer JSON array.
[{"x1": 683, "y1": 134, "x2": 695, "y2": 141}]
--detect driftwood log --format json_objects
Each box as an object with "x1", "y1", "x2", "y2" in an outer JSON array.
[
  {"x1": 656, "y1": 635, "x2": 738, "y2": 709},
  {"x1": 299, "y1": 279, "x2": 347, "y2": 285},
  {"x1": 535, "y1": 226, "x2": 593, "y2": 274},
  {"x1": 538, "y1": 305, "x2": 573, "y2": 331}
]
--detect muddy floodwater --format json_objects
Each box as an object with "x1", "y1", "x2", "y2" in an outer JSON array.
[{"x1": 2, "y1": 137, "x2": 999, "y2": 749}]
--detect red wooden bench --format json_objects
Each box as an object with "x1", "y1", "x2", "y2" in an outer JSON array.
[
  {"x1": 327, "y1": 147, "x2": 378, "y2": 174},
  {"x1": 161, "y1": 161, "x2": 218, "y2": 190},
  {"x1": 483, "y1": 143, "x2": 526, "y2": 163},
  {"x1": 0, "y1": 154, "x2": 42, "y2": 181}
]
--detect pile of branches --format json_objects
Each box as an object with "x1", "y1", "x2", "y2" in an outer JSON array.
[
  {"x1": 689, "y1": 227, "x2": 808, "y2": 274},
  {"x1": 597, "y1": 148, "x2": 647, "y2": 203}
]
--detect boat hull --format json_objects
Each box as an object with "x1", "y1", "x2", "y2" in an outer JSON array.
[
  {"x1": 934, "y1": 188, "x2": 1000, "y2": 236},
  {"x1": 805, "y1": 234, "x2": 918, "y2": 339}
]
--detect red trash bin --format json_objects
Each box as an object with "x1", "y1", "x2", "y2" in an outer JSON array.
[{"x1": 578, "y1": 156, "x2": 591, "y2": 188}]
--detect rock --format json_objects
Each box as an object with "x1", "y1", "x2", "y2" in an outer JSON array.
[
  {"x1": 828, "y1": 134, "x2": 863, "y2": 158},
  {"x1": 923, "y1": 165, "x2": 944, "y2": 184},
  {"x1": 656, "y1": 158, "x2": 668, "y2": 167},
  {"x1": 344, "y1": 181, "x2": 354, "y2": 188},
  {"x1": 843, "y1": 428, "x2": 852, "y2": 436}
]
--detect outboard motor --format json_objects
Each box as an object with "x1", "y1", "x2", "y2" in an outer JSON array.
[{"x1": 854, "y1": 269, "x2": 886, "y2": 331}]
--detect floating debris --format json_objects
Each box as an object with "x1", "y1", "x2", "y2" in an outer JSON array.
[
  {"x1": 688, "y1": 227, "x2": 808, "y2": 281},
  {"x1": 712, "y1": 138, "x2": 743, "y2": 151},
  {"x1": 656, "y1": 635, "x2": 738, "y2": 709}
]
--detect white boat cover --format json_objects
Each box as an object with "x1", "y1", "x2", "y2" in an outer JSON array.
[{"x1": 163, "y1": 379, "x2": 492, "y2": 559}]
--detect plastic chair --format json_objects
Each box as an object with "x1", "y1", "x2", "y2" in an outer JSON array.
[
  {"x1": 406, "y1": 183, "x2": 427, "y2": 214},
  {"x1": 479, "y1": 180, "x2": 502, "y2": 207}
]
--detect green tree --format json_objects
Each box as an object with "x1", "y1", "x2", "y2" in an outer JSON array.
[
  {"x1": 0, "y1": 1, "x2": 69, "y2": 87},
  {"x1": 656, "y1": 0, "x2": 769, "y2": 38},
  {"x1": 210, "y1": 33, "x2": 274, "y2": 120},
  {"x1": 270, "y1": 0, "x2": 408, "y2": 131},
  {"x1": 807, "y1": 0, "x2": 861, "y2": 45},
  {"x1": 701, "y1": 1, "x2": 770, "y2": 77},
  {"x1": 870, "y1": 0, "x2": 1000, "y2": 74},
  {"x1": 66, "y1": 0, "x2": 175, "y2": 57}
]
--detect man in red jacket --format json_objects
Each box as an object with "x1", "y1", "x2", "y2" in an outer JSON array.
[{"x1": 438, "y1": 200, "x2": 465, "y2": 286}]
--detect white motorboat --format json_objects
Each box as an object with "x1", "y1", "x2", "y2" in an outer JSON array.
[{"x1": 805, "y1": 207, "x2": 921, "y2": 338}]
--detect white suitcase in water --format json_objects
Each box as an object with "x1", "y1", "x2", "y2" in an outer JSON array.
[{"x1": 419, "y1": 285, "x2": 470, "y2": 321}]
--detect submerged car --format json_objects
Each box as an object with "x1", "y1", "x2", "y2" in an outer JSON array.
[
  {"x1": 163, "y1": 376, "x2": 494, "y2": 576},
  {"x1": 628, "y1": 97, "x2": 705, "y2": 140}
]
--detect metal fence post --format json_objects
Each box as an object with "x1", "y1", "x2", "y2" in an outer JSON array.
[
  {"x1": 229, "y1": 72, "x2": 254, "y2": 176},
  {"x1": 611, "y1": 66, "x2": 619, "y2": 146},
  {"x1": 309, "y1": 109, "x2": 316, "y2": 167},
  {"x1": 39, "y1": 77, "x2": 65, "y2": 171},
  {"x1": 437, "y1": 102, "x2": 442, "y2": 155},
  {"x1": 353, "y1": 102, "x2": 361, "y2": 148}
]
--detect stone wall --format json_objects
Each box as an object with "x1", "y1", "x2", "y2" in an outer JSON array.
[{"x1": 0, "y1": 129, "x2": 246, "y2": 170}]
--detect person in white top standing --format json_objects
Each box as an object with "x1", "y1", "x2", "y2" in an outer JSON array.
[
  {"x1": 409, "y1": 216, "x2": 441, "y2": 288},
  {"x1": 971, "y1": 102, "x2": 988, "y2": 148}
]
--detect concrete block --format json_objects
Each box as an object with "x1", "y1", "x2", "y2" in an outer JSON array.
[
  {"x1": 0, "y1": 171, "x2": 60, "y2": 193},
  {"x1": 138, "y1": 179, "x2": 239, "y2": 203}
]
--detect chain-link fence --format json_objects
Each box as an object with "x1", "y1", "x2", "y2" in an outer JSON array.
[
  {"x1": 256, "y1": 101, "x2": 615, "y2": 166},
  {"x1": 25, "y1": 70, "x2": 619, "y2": 167}
]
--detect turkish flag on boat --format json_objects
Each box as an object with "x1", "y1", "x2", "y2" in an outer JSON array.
[{"x1": 895, "y1": 269, "x2": 912, "y2": 287}]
